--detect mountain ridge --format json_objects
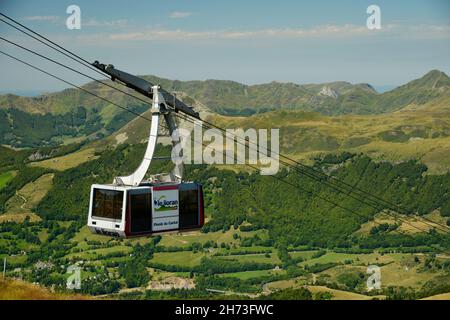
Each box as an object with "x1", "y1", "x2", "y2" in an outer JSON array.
[
  {"x1": 1, "y1": 69, "x2": 448, "y2": 115},
  {"x1": 0, "y1": 69, "x2": 448, "y2": 147}
]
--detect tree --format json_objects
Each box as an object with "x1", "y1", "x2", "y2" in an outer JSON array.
[
  {"x1": 119, "y1": 259, "x2": 150, "y2": 288},
  {"x1": 265, "y1": 288, "x2": 313, "y2": 300}
]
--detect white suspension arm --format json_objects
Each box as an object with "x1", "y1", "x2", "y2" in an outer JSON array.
[{"x1": 113, "y1": 86, "x2": 162, "y2": 186}]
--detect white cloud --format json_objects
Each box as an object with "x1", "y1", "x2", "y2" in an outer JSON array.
[
  {"x1": 71, "y1": 23, "x2": 450, "y2": 46},
  {"x1": 169, "y1": 11, "x2": 192, "y2": 19},
  {"x1": 23, "y1": 15, "x2": 60, "y2": 22},
  {"x1": 22, "y1": 16, "x2": 128, "y2": 28},
  {"x1": 101, "y1": 24, "x2": 385, "y2": 41},
  {"x1": 83, "y1": 19, "x2": 128, "y2": 28}
]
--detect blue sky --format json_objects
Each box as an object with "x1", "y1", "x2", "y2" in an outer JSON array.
[{"x1": 0, "y1": 0, "x2": 449, "y2": 94}]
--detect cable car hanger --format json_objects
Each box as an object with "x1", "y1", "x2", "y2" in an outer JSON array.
[{"x1": 92, "y1": 61, "x2": 200, "y2": 186}]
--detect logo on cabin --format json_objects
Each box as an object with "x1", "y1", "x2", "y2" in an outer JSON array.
[{"x1": 153, "y1": 195, "x2": 179, "y2": 212}]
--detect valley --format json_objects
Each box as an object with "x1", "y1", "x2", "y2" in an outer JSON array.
[{"x1": 0, "y1": 70, "x2": 449, "y2": 300}]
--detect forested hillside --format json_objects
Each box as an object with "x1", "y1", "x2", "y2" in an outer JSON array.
[
  {"x1": 26, "y1": 142, "x2": 450, "y2": 250},
  {"x1": 0, "y1": 104, "x2": 147, "y2": 147},
  {"x1": 188, "y1": 154, "x2": 450, "y2": 248}
]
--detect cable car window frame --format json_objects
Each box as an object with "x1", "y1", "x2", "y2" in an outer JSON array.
[{"x1": 92, "y1": 188, "x2": 124, "y2": 221}]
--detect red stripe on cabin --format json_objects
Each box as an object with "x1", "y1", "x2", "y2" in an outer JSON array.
[
  {"x1": 199, "y1": 185, "x2": 204, "y2": 227},
  {"x1": 153, "y1": 185, "x2": 179, "y2": 191},
  {"x1": 124, "y1": 193, "x2": 131, "y2": 237}
]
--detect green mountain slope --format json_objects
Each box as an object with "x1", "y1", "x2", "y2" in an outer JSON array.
[
  {"x1": 1, "y1": 70, "x2": 447, "y2": 117},
  {"x1": 140, "y1": 70, "x2": 449, "y2": 115},
  {"x1": 377, "y1": 70, "x2": 450, "y2": 113},
  {"x1": 0, "y1": 70, "x2": 449, "y2": 148}
]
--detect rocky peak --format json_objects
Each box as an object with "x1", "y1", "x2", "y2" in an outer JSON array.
[{"x1": 319, "y1": 86, "x2": 339, "y2": 99}]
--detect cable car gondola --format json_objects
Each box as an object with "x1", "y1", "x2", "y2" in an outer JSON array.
[{"x1": 87, "y1": 63, "x2": 204, "y2": 237}]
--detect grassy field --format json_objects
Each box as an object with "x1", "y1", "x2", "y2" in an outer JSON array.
[
  {"x1": 157, "y1": 228, "x2": 268, "y2": 248},
  {"x1": 71, "y1": 225, "x2": 112, "y2": 244},
  {"x1": 421, "y1": 292, "x2": 450, "y2": 300},
  {"x1": 299, "y1": 251, "x2": 396, "y2": 267},
  {"x1": 378, "y1": 262, "x2": 437, "y2": 288},
  {"x1": 29, "y1": 147, "x2": 98, "y2": 171},
  {"x1": 0, "y1": 278, "x2": 90, "y2": 300},
  {"x1": 71, "y1": 226, "x2": 266, "y2": 249},
  {"x1": 264, "y1": 276, "x2": 311, "y2": 291},
  {"x1": 317, "y1": 253, "x2": 443, "y2": 289},
  {"x1": 357, "y1": 136, "x2": 450, "y2": 174},
  {"x1": 356, "y1": 211, "x2": 448, "y2": 235},
  {"x1": 0, "y1": 252, "x2": 28, "y2": 265},
  {"x1": 65, "y1": 245, "x2": 132, "y2": 260},
  {"x1": 305, "y1": 285, "x2": 384, "y2": 300},
  {"x1": 151, "y1": 251, "x2": 209, "y2": 267},
  {"x1": 70, "y1": 225, "x2": 267, "y2": 252},
  {"x1": 218, "y1": 252, "x2": 281, "y2": 264},
  {"x1": 0, "y1": 170, "x2": 17, "y2": 190},
  {"x1": 210, "y1": 104, "x2": 450, "y2": 174},
  {"x1": 220, "y1": 269, "x2": 286, "y2": 280},
  {"x1": 0, "y1": 173, "x2": 54, "y2": 223},
  {"x1": 289, "y1": 250, "x2": 318, "y2": 260}
]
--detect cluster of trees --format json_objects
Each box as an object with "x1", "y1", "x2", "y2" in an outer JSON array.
[
  {"x1": 26, "y1": 268, "x2": 65, "y2": 288},
  {"x1": 311, "y1": 249, "x2": 327, "y2": 259},
  {"x1": 196, "y1": 275, "x2": 261, "y2": 293},
  {"x1": 80, "y1": 273, "x2": 121, "y2": 295},
  {"x1": 384, "y1": 275, "x2": 450, "y2": 300},
  {"x1": 421, "y1": 255, "x2": 450, "y2": 272},
  {"x1": 370, "y1": 223, "x2": 399, "y2": 235},
  {"x1": 0, "y1": 146, "x2": 30, "y2": 168},
  {"x1": 240, "y1": 234, "x2": 274, "y2": 247},
  {"x1": 0, "y1": 219, "x2": 49, "y2": 255},
  {"x1": 27, "y1": 222, "x2": 80, "y2": 263},
  {"x1": 314, "y1": 151, "x2": 355, "y2": 165},
  {"x1": 153, "y1": 241, "x2": 228, "y2": 253},
  {"x1": 239, "y1": 224, "x2": 260, "y2": 232},
  {"x1": 214, "y1": 248, "x2": 272, "y2": 257},
  {"x1": 150, "y1": 256, "x2": 277, "y2": 275},
  {"x1": 357, "y1": 232, "x2": 450, "y2": 250},
  {"x1": 196, "y1": 271, "x2": 305, "y2": 295},
  {"x1": 263, "y1": 287, "x2": 313, "y2": 300},
  {"x1": 336, "y1": 271, "x2": 366, "y2": 291},
  {"x1": 276, "y1": 244, "x2": 304, "y2": 269},
  {"x1": 195, "y1": 257, "x2": 276, "y2": 275},
  {"x1": 119, "y1": 259, "x2": 150, "y2": 288},
  {"x1": 0, "y1": 219, "x2": 40, "y2": 244},
  {"x1": 118, "y1": 239, "x2": 162, "y2": 288},
  {"x1": 303, "y1": 262, "x2": 337, "y2": 273}
]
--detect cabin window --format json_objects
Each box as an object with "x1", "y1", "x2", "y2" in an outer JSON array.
[
  {"x1": 179, "y1": 189, "x2": 199, "y2": 229},
  {"x1": 92, "y1": 189, "x2": 123, "y2": 220},
  {"x1": 130, "y1": 192, "x2": 152, "y2": 233}
]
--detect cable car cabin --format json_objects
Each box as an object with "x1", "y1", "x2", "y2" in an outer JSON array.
[
  {"x1": 88, "y1": 183, "x2": 204, "y2": 238},
  {"x1": 84, "y1": 70, "x2": 204, "y2": 238}
]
